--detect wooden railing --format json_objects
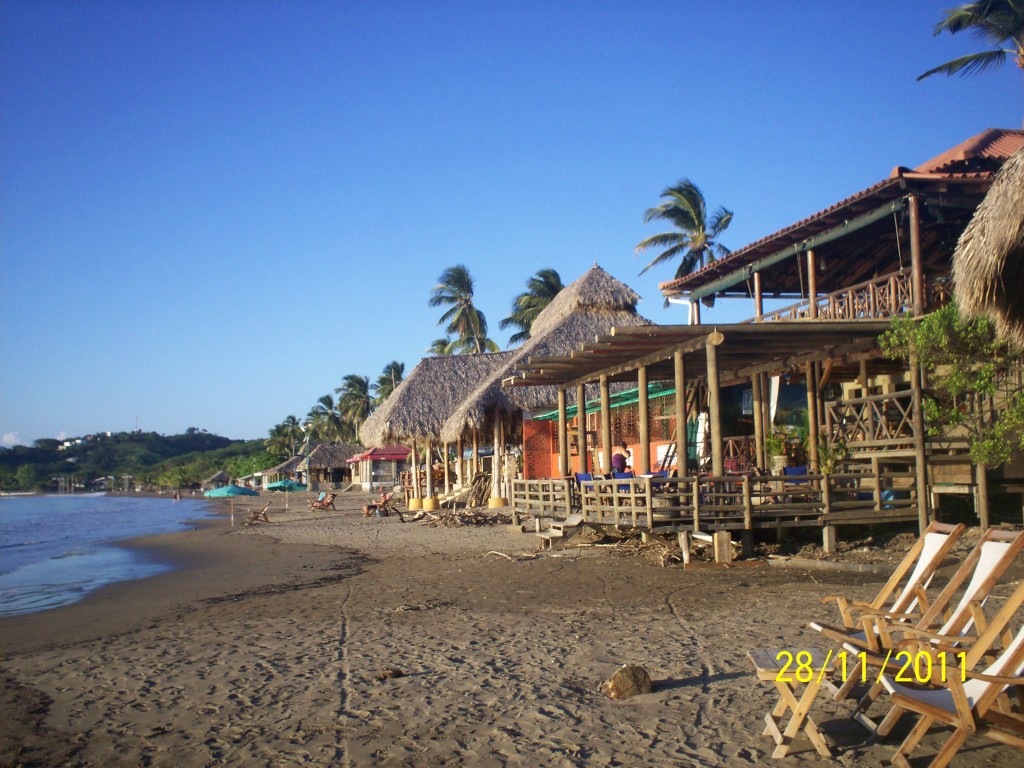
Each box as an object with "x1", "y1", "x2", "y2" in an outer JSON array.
[
  {"x1": 825, "y1": 391, "x2": 919, "y2": 451},
  {"x1": 753, "y1": 269, "x2": 950, "y2": 323},
  {"x1": 542, "y1": 467, "x2": 920, "y2": 532},
  {"x1": 511, "y1": 478, "x2": 573, "y2": 523}
]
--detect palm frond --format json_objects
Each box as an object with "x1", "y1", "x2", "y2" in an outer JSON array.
[{"x1": 918, "y1": 49, "x2": 1013, "y2": 79}]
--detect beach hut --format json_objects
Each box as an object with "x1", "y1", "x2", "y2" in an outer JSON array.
[
  {"x1": 953, "y1": 146, "x2": 1024, "y2": 348},
  {"x1": 440, "y1": 264, "x2": 652, "y2": 502},
  {"x1": 302, "y1": 442, "x2": 362, "y2": 491},
  {"x1": 201, "y1": 470, "x2": 229, "y2": 491},
  {"x1": 347, "y1": 445, "x2": 411, "y2": 491},
  {"x1": 360, "y1": 351, "x2": 517, "y2": 509},
  {"x1": 260, "y1": 455, "x2": 304, "y2": 487}
]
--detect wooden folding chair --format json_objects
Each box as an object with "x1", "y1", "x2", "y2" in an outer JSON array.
[
  {"x1": 245, "y1": 502, "x2": 271, "y2": 525},
  {"x1": 842, "y1": 529, "x2": 1024, "y2": 727},
  {"x1": 877, "y1": 579, "x2": 1024, "y2": 768},
  {"x1": 811, "y1": 521, "x2": 966, "y2": 651}
]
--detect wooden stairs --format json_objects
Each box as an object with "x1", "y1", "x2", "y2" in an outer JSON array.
[{"x1": 536, "y1": 513, "x2": 585, "y2": 550}]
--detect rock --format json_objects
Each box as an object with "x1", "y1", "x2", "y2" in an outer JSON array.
[
  {"x1": 600, "y1": 664, "x2": 652, "y2": 699},
  {"x1": 376, "y1": 667, "x2": 404, "y2": 681}
]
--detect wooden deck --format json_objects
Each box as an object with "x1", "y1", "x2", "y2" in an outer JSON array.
[{"x1": 513, "y1": 468, "x2": 918, "y2": 536}]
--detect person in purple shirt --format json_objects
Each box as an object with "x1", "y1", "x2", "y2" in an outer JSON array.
[{"x1": 611, "y1": 442, "x2": 630, "y2": 473}]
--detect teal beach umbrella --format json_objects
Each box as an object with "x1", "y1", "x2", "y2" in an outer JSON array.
[{"x1": 204, "y1": 484, "x2": 259, "y2": 497}]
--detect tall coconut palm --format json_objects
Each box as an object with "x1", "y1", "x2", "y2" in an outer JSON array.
[
  {"x1": 635, "y1": 179, "x2": 733, "y2": 279},
  {"x1": 499, "y1": 268, "x2": 564, "y2": 346},
  {"x1": 265, "y1": 415, "x2": 303, "y2": 458},
  {"x1": 428, "y1": 265, "x2": 494, "y2": 354},
  {"x1": 427, "y1": 337, "x2": 455, "y2": 356},
  {"x1": 335, "y1": 374, "x2": 373, "y2": 433},
  {"x1": 918, "y1": 1, "x2": 1024, "y2": 80},
  {"x1": 306, "y1": 394, "x2": 347, "y2": 442},
  {"x1": 373, "y1": 361, "x2": 405, "y2": 405}
]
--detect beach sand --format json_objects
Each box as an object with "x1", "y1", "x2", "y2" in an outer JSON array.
[{"x1": 1, "y1": 492, "x2": 1020, "y2": 767}]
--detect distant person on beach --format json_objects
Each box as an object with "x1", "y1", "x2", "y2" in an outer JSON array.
[
  {"x1": 611, "y1": 442, "x2": 630, "y2": 473},
  {"x1": 362, "y1": 489, "x2": 394, "y2": 517}
]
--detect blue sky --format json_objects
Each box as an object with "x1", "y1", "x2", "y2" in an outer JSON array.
[{"x1": 1, "y1": 1, "x2": 1021, "y2": 445}]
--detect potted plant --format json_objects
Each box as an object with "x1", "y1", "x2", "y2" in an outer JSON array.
[
  {"x1": 817, "y1": 437, "x2": 848, "y2": 475},
  {"x1": 764, "y1": 432, "x2": 789, "y2": 474}
]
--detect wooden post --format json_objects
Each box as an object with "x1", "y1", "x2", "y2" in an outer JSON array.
[
  {"x1": 753, "y1": 271, "x2": 764, "y2": 322},
  {"x1": 678, "y1": 530, "x2": 691, "y2": 564},
  {"x1": 976, "y1": 463, "x2": 991, "y2": 529},
  {"x1": 600, "y1": 374, "x2": 612, "y2": 474},
  {"x1": 472, "y1": 427, "x2": 479, "y2": 477},
  {"x1": 909, "y1": 353, "x2": 930, "y2": 535},
  {"x1": 823, "y1": 525, "x2": 837, "y2": 555},
  {"x1": 637, "y1": 365, "x2": 651, "y2": 474},
  {"x1": 909, "y1": 194, "x2": 925, "y2": 316},
  {"x1": 741, "y1": 474, "x2": 753, "y2": 556},
  {"x1": 807, "y1": 249, "x2": 818, "y2": 319},
  {"x1": 713, "y1": 531, "x2": 733, "y2": 564},
  {"x1": 557, "y1": 388, "x2": 569, "y2": 478},
  {"x1": 409, "y1": 442, "x2": 422, "y2": 510},
  {"x1": 674, "y1": 349, "x2": 687, "y2": 476},
  {"x1": 491, "y1": 405, "x2": 502, "y2": 503},
  {"x1": 443, "y1": 441, "x2": 450, "y2": 495},
  {"x1": 692, "y1": 478, "x2": 701, "y2": 531},
  {"x1": 705, "y1": 331, "x2": 726, "y2": 477},
  {"x1": 859, "y1": 359, "x2": 869, "y2": 397},
  {"x1": 456, "y1": 435, "x2": 464, "y2": 488},
  {"x1": 423, "y1": 437, "x2": 438, "y2": 511},
  {"x1": 752, "y1": 373, "x2": 764, "y2": 470},
  {"x1": 576, "y1": 383, "x2": 588, "y2": 474},
  {"x1": 805, "y1": 362, "x2": 820, "y2": 474}
]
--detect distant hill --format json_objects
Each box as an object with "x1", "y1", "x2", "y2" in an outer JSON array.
[{"x1": 0, "y1": 429, "x2": 273, "y2": 491}]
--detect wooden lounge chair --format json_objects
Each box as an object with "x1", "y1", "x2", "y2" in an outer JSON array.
[
  {"x1": 245, "y1": 502, "x2": 271, "y2": 525},
  {"x1": 876, "y1": 579, "x2": 1024, "y2": 768},
  {"x1": 810, "y1": 521, "x2": 966, "y2": 652},
  {"x1": 308, "y1": 492, "x2": 337, "y2": 511},
  {"x1": 841, "y1": 528, "x2": 1024, "y2": 726}
]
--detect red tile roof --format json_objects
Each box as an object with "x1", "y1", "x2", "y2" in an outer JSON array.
[
  {"x1": 659, "y1": 128, "x2": 1024, "y2": 297},
  {"x1": 347, "y1": 445, "x2": 410, "y2": 463}
]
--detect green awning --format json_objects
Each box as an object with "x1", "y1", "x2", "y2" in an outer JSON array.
[{"x1": 532, "y1": 382, "x2": 676, "y2": 421}]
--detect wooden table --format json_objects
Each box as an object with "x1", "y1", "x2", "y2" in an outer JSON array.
[{"x1": 748, "y1": 647, "x2": 837, "y2": 759}]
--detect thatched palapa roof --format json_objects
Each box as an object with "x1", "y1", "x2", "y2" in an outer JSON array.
[
  {"x1": 359, "y1": 351, "x2": 516, "y2": 446},
  {"x1": 953, "y1": 146, "x2": 1024, "y2": 348},
  {"x1": 303, "y1": 442, "x2": 363, "y2": 469},
  {"x1": 439, "y1": 264, "x2": 651, "y2": 443}
]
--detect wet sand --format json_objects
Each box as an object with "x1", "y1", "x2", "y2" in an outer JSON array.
[{"x1": 1, "y1": 492, "x2": 1019, "y2": 767}]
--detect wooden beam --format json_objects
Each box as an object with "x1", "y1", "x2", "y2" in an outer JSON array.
[
  {"x1": 576, "y1": 383, "x2": 588, "y2": 474},
  {"x1": 675, "y1": 350, "x2": 687, "y2": 476},
  {"x1": 706, "y1": 333, "x2": 724, "y2": 476},
  {"x1": 909, "y1": 193, "x2": 925, "y2": 316},
  {"x1": 600, "y1": 375, "x2": 612, "y2": 474},
  {"x1": 638, "y1": 365, "x2": 650, "y2": 474},
  {"x1": 557, "y1": 388, "x2": 569, "y2": 478}
]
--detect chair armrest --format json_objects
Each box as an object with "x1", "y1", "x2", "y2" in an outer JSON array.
[{"x1": 962, "y1": 669, "x2": 1024, "y2": 686}]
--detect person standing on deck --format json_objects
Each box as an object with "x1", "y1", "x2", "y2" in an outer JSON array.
[{"x1": 611, "y1": 442, "x2": 631, "y2": 473}]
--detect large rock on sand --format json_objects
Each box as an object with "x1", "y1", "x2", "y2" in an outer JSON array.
[{"x1": 600, "y1": 664, "x2": 652, "y2": 699}]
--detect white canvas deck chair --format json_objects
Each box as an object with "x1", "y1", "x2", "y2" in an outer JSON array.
[
  {"x1": 842, "y1": 528, "x2": 1024, "y2": 726},
  {"x1": 811, "y1": 521, "x2": 966, "y2": 652},
  {"x1": 876, "y1": 578, "x2": 1024, "y2": 768}
]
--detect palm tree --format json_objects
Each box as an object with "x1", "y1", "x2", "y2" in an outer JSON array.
[
  {"x1": 265, "y1": 415, "x2": 303, "y2": 458},
  {"x1": 306, "y1": 394, "x2": 346, "y2": 442},
  {"x1": 918, "y1": 1, "x2": 1024, "y2": 80},
  {"x1": 428, "y1": 265, "x2": 494, "y2": 354},
  {"x1": 635, "y1": 179, "x2": 733, "y2": 279},
  {"x1": 427, "y1": 337, "x2": 455, "y2": 356},
  {"x1": 373, "y1": 361, "x2": 405, "y2": 405},
  {"x1": 335, "y1": 374, "x2": 373, "y2": 433},
  {"x1": 499, "y1": 268, "x2": 564, "y2": 346}
]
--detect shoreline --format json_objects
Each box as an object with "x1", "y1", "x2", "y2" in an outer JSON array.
[{"x1": 2, "y1": 492, "x2": 1021, "y2": 767}]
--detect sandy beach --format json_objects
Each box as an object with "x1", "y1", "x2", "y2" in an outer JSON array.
[{"x1": 1, "y1": 492, "x2": 1020, "y2": 768}]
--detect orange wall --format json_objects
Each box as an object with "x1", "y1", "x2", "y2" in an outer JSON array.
[{"x1": 522, "y1": 417, "x2": 679, "y2": 478}]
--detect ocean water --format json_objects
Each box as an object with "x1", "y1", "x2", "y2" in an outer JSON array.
[{"x1": 0, "y1": 494, "x2": 214, "y2": 617}]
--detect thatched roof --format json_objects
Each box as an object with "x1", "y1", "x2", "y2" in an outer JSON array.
[
  {"x1": 263, "y1": 455, "x2": 303, "y2": 475},
  {"x1": 953, "y1": 146, "x2": 1024, "y2": 348},
  {"x1": 439, "y1": 264, "x2": 651, "y2": 442},
  {"x1": 359, "y1": 351, "x2": 516, "y2": 446},
  {"x1": 304, "y1": 442, "x2": 363, "y2": 469}
]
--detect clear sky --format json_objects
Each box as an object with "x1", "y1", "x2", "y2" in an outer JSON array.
[{"x1": 1, "y1": 1, "x2": 1021, "y2": 446}]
